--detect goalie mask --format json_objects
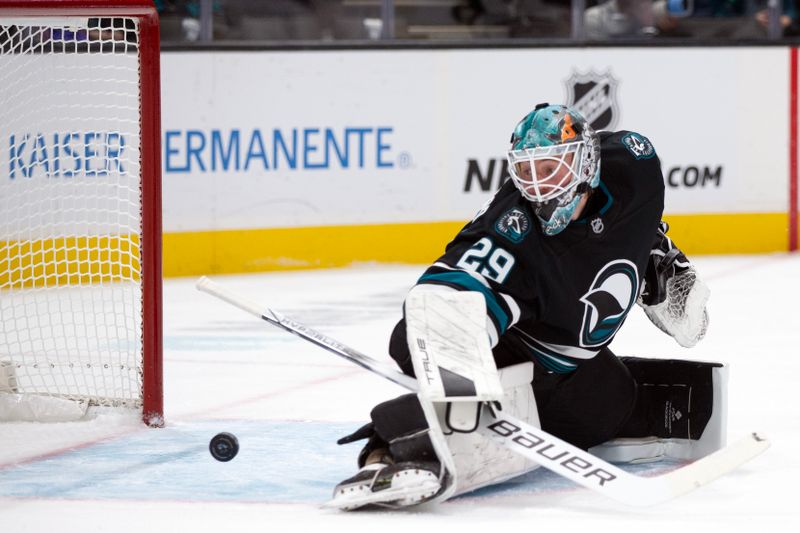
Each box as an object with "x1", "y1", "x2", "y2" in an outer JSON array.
[{"x1": 507, "y1": 104, "x2": 601, "y2": 236}]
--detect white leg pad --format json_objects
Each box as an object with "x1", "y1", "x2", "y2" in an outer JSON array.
[
  {"x1": 405, "y1": 287, "x2": 541, "y2": 500},
  {"x1": 442, "y1": 362, "x2": 542, "y2": 496}
]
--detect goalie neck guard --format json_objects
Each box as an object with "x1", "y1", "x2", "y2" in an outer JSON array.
[{"x1": 507, "y1": 104, "x2": 601, "y2": 236}]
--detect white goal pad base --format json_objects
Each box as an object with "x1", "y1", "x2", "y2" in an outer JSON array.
[
  {"x1": 0, "y1": 392, "x2": 88, "y2": 423},
  {"x1": 1, "y1": 360, "x2": 17, "y2": 393},
  {"x1": 1, "y1": 360, "x2": 87, "y2": 422}
]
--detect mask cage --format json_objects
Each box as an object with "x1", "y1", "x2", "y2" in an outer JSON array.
[{"x1": 507, "y1": 141, "x2": 586, "y2": 204}]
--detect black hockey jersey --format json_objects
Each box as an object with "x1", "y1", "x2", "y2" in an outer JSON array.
[{"x1": 417, "y1": 131, "x2": 665, "y2": 373}]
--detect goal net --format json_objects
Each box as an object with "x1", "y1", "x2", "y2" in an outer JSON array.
[{"x1": 0, "y1": 1, "x2": 162, "y2": 425}]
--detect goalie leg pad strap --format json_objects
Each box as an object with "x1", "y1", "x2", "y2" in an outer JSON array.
[
  {"x1": 337, "y1": 395, "x2": 439, "y2": 468},
  {"x1": 367, "y1": 393, "x2": 439, "y2": 465}
]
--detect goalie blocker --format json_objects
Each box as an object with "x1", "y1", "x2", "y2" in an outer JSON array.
[{"x1": 332, "y1": 289, "x2": 728, "y2": 509}]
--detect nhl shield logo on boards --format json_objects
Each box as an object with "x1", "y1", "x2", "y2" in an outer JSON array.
[
  {"x1": 564, "y1": 70, "x2": 619, "y2": 131},
  {"x1": 495, "y1": 207, "x2": 531, "y2": 244}
]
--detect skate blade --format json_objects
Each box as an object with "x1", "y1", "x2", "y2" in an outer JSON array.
[{"x1": 323, "y1": 471, "x2": 441, "y2": 511}]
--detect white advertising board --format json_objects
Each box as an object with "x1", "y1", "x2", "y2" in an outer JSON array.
[
  {"x1": 0, "y1": 52, "x2": 142, "y2": 239},
  {"x1": 156, "y1": 47, "x2": 788, "y2": 232}
]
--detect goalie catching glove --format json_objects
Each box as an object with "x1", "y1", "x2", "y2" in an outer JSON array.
[{"x1": 638, "y1": 221, "x2": 709, "y2": 348}]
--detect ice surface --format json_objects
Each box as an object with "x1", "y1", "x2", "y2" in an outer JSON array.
[{"x1": 1, "y1": 255, "x2": 798, "y2": 532}]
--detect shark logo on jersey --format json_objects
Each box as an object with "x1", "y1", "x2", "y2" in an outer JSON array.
[
  {"x1": 494, "y1": 207, "x2": 531, "y2": 244},
  {"x1": 578, "y1": 260, "x2": 639, "y2": 348},
  {"x1": 621, "y1": 132, "x2": 656, "y2": 160}
]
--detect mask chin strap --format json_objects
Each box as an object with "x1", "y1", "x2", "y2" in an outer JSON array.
[
  {"x1": 533, "y1": 198, "x2": 558, "y2": 221},
  {"x1": 539, "y1": 194, "x2": 583, "y2": 236},
  {"x1": 533, "y1": 183, "x2": 593, "y2": 236},
  {"x1": 533, "y1": 180, "x2": 586, "y2": 219}
]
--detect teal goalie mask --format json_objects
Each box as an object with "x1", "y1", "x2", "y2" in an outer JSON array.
[{"x1": 507, "y1": 104, "x2": 601, "y2": 236}]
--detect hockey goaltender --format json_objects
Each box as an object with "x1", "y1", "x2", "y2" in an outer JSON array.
[{"x1": 330, "y1": 104, "x2": 723, "y2": 510}]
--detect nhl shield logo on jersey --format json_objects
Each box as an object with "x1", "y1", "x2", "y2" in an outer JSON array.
[
  {"x1": 494, "y1": 207, "x2": 531, "y2": 244},
  {"x1": 621, "y1": 132, "x2": 656, "y2": 160},
  {"x1": 590, "y1": 216, "x2": 604, "y2": 234},
  {"x1": 564, "y1": 70, "x2": 619, "y2": 131},
  {"x1": 578, "y1": 260, "x2": 639, "y2": 348}
]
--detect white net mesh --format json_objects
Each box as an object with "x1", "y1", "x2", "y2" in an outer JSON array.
[{"x1": 0, "y1": 16, "x2": 144, "y2": 409}]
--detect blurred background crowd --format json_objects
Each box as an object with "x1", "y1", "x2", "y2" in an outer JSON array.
[{"x1": 155, "y1": 0, "x2": 800, "y2": 43}]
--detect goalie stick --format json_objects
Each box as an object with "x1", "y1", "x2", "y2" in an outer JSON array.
[{"x1": 196, "y1": 276, "x2": 769, "y2": 507}]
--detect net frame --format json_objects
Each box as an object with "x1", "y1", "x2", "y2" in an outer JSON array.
[{"x1": 0, "y1": 0, "x2": 162, "y2": 426}]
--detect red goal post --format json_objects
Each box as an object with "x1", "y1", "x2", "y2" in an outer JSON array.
[{"x1": 0, "y1": 0, "x2": 163, "y2": 426}]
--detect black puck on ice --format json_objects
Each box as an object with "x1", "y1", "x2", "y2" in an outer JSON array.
[{"x1": 209, "y1": 432, "x2": 239, "y2": 462}]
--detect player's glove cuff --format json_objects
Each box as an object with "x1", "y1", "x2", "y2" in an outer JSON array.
[
  {"x1": 637, "y1": 222, "x2": 709, "y2": 347},
  {"x1": 639, "y1": 221, "x2": 691, "y2": 307}
]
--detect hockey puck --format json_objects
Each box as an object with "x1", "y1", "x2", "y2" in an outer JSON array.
[{"x1": 209, "y1": 432, "x2": 239, "y2": 462}]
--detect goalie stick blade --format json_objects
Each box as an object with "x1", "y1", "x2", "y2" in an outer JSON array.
[
  {"x1": 196, "y1": 277, "x2": 770, "y2": 507},
  {"x1": 660, "y1": 432, "x2": 769, "y2": 501},
  {"x1": 478, "y1": 408, "x2": 770, "y2": 507}
]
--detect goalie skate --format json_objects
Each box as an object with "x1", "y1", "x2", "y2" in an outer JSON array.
[{"x1": 326, "y1": 461, "x2": 444, "y2": 511}]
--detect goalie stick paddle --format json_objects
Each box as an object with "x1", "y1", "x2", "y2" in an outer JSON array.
[{"x1": 196, "y1": 276, "x2": 770, "y2": 507}]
